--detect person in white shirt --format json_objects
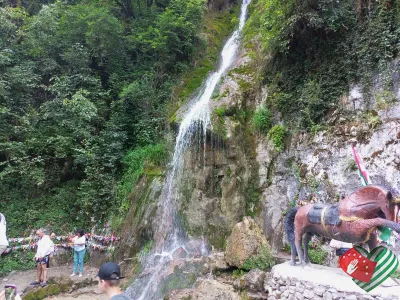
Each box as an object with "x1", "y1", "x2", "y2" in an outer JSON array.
[
  {"x1": 30, "y1": 229, "x2": 53, "y2": 287},
  {"x1": 46, "y1": 232, "x2": 56, "y2": 269},
  {"x1": 0, "y1": 213, "x2": 9, "y2": 257},
  {"x1": 329, "y1": 238, "x2": 353, "y2": 267},
  {"x1": 70, "y1": 229, "x2": 86, "y2": 277}
]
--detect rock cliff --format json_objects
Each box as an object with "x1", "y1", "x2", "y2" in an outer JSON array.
[{"x1": 118, "y1": 2, "x2": 400, "y2": 260}]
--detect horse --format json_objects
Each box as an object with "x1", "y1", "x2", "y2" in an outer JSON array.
[{"x1": 285, "y1": 185, "x2": 400, "y2": 266}]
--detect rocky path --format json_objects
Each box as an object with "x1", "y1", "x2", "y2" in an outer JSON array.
[{"x1": 1, "y1": 264, "x2": 107, "y2": 299}]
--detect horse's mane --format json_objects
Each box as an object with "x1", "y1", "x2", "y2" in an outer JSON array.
[
  {"x1": 371, "y1": 176, "x2": 398, "y2": 192},
  {"x1": 356, "y1": 179, "x2": 400, "y2": 203}
]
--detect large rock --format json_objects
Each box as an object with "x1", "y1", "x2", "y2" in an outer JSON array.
[
  {"x1": 233, "y1": 269, "x2": 267, "y2": 293},
  {"x1": 225, "y1": 217, "x2": 270, "y2": 268},
  {"x1": 167, "y1": 279, "x2": 240, "y2": 300}
]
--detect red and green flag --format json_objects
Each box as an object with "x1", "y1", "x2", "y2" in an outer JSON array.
[{"x1": 351, "y1": 143, "x2": 371, "y2": 186}]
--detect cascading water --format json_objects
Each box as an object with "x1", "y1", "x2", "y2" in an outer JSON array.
[{"x1": 126, "y1": 1, "x2": 251, "y2": 299}]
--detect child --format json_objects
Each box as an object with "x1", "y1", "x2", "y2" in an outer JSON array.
[{"x1": 97, "y1": 262, "x2": 131, "y2": 300}]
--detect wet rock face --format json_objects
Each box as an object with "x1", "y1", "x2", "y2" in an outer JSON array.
[
  {"x1": 225, "y1": 217, "x2": 270, "y2": 268},
  {"x1": 116, "y1": 176, "x2": 163, "y2": 261}
]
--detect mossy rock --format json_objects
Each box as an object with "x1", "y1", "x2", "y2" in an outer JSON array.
[
  {"x1": 159, "y1": 271, "x2": 197, "y2": 296},
  {"x1": 23, "y1": 284, "x2": 62, "y2": 300},
  {"x1": 23, "y1": 276, "x2": 95, "y2": 300}
]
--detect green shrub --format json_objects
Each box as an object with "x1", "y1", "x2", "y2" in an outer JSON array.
[
  {"x1": 252, "y1": 106, "x2": 272, "y2": 133},
  {"x1": 282, "y1": 243, "x2": 291, "y2": 254},
  {"x1": 268, "y1": 125, "x2": 286, "y2": 152},
  {"x1": 0, "y1": 251, "x2": 36, "y2": 277},
  {"x1": 308, "y1": 244, "x2": 328, "y2": 265},
  {"x1": 117, "y1": 144, "x2": 168, "y2": 214},
  {"x1": 232, "y1": 269, "x2": 248, "y2": 278},
  {"x1": 241, "y1": 245, "x2": 275, "y2": 271},
  {"x1": 244, "y1": 0, "x2": 400, "y2": 130},
  {"x1": 215, "y1": 106, "x2": 227, "y2": 117}
]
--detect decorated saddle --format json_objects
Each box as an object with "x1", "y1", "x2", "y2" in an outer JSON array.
[{"x1": 307, "y1": 203, "x2": 342, "y2": 226}]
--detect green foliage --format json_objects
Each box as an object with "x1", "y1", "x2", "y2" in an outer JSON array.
[
  {"x1": 215, "y1": 106, "x2": 227, "y2": 117},
  {"x1": 137, "y1": 240, "x2": 153, "y2": 259},
  {"x1": 117, "y1": 144, "x2": 168, "y2": 213},
  {"x1": 0, "y1": 251, "x2": 36, "y2": 276},
  {"x1": 244, "y1": 180, "x2": 260, "y2": 217},
  {"x1": 267, "y1": 125, "x2": 286, "y2": 151},
  {"x1": 392, "y1": 271, "x2": 400, "y2": 279},
  {"x1": 282, "y1": 243, "x2": 291, "y2": 254},
  {"x1": 375, "y1": 90, "x2": 397, "y2": 110},
  {"x1": 23, "y1": 283, "x2": 70, "y2": 300},
  {"x1": 252, "y1": 106, "x2": 272, "y2": 133},
  {"x1": 308, "y1": 243, "x2": 328, "y2": 265},
  {"x1": 0, "y1": 0, "x2": 214, "y2": 235},
  {"x1": 346, "y1": 160, "x2": 358, "y2": 172},
  {"x1": 232, "y1": 269, "x2": 248, "y2": 278},
  {"x1": 241, "y1": 245, "x2": 275, "y2": 271},
  {"x1": 281, "y1": 242, "x2": 327, "y2": 265},
  {"x1": 364, "y1": 112, "x2": 382, "y2": 129},
  {"x1": 245, "y1": 0, "x2": 400, "y2": 130},
  {"x1": 213, "y1": 107, "x2": 228, "y2": 140}
]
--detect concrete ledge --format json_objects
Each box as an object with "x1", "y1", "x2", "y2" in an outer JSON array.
[{"x1": 268, "y1": 262, "x2": 399, "y2": 300}]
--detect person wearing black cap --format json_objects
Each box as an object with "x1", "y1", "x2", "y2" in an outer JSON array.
[{"x1": 98, "y1": 262, "x2": 131, "y2": 300}]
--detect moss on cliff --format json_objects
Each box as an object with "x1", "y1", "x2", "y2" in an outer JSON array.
[{"x1": 170, "y1": 4, "x2": 240, "y2": 121}]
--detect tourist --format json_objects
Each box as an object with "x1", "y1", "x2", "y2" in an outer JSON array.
[
  {"x1": 0, "y1": 213, "x2": 8, "y2": 257},
  {"x1": 97, "y1": 262, "x2": 131, "y2": 300},
  {"x1": 70, "y1": 229, "x2": 86, "y2": 277},
  {"x1": 329, "y1": 239, "x2": 352, "y2": 267},
  {"x1": 30, "y1": 229, "x2": 53, "y2": 287},
  {"x1": 47, "y1": 232, "x2": 56, "y2": 269}
]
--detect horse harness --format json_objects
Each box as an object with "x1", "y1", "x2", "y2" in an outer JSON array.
[{"x1": 307, "y1": 203, "x2": 342, "y2": 232}]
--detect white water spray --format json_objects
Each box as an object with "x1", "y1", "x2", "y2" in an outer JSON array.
[{"x1": 126, "y1": 1, "x2": 252, "y2": 299}]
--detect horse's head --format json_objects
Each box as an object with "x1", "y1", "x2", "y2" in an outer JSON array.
[
  {"x1": 392, "y1": 195, "x2": 400, "y2": 223},
  {"x1": 380, "y1": 191, "x2": 400, "y2": 223}
]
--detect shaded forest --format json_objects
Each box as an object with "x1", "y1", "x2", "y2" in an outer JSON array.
[{"x1": 0, "y1": 0, "x2": 209, "y2": 235}]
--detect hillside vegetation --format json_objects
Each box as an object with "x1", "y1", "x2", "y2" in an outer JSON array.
[
  {"x1": 0, "y1": 0, "x2": 238, "y2": 236},
  {"x1": 245, "y1": 0, "x2": 400, "y2": 130}
]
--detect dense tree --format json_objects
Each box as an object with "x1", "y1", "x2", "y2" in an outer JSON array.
[{"x1": 0, "y1": 0, "x2": 206, "y2": 236}]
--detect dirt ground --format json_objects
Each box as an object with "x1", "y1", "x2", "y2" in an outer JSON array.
[{"x1": 1, "y1": 264, "x2": 107, "y2": 299}]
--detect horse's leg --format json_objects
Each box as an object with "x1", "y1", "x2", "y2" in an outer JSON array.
[
  {"x1": 367, "y1": 232, "x2": 378, "y2": 251},
  {"x1": 363, "y1": 218, "x2": 400, "y2": 233},
  {"x1": 295, "y1": 230, "x2": 305, "y2": 266},
  {"x1": 289, "y1": 243, "x2": 297, "y2": 266},
  {"x1": 303, "y1": 233, "x2": 312, "y2": 264}
]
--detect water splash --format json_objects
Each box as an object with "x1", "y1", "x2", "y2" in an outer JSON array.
[{"x1": 126, "y1": 1, "x2": 252, "y2": 299}]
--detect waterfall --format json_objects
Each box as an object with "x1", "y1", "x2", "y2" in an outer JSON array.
[{"x1": 126, "y1": 1, "x2": 252, "y2": 299}]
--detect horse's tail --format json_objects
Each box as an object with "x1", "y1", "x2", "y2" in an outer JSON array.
[{"x1": 285, "y1": 206, "x2": 299, "y2": 245}]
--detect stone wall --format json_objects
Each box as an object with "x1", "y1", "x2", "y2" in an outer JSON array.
[
  {"x1": 265, "y1": 263, "x2": 399, "y2": 300},
  {"x1": 266, "y1": 275, "x2": 398, "y2": 300}
]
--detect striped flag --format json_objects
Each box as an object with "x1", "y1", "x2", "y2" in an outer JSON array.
[
  {"x1": 351, "y1": 144, "x2": 371, "y2": 186},
  {"x1": 353, "y1": 246, "x2": 399, "y2": 292}
]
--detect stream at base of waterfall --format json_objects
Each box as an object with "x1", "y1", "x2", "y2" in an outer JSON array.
[{"x1": 125, "y1": 1, "x2": 252, "y2": 299}]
